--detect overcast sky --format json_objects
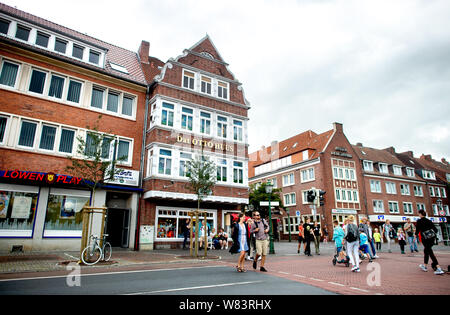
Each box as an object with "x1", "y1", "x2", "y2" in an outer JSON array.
[{"x1": 4, "y1": 0, "x2": 450, "y2": 162}]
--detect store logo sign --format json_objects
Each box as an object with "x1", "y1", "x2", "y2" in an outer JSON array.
[
  {"x1": 177, "y1": 135, "x2": 234, "y2": 152},
  {"x1": 1, "y1": 170, "x2": 83, "y2": 185}
]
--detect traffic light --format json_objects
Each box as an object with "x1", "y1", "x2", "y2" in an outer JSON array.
[
  {"x1": 316, "y1": 189, "x2": 326, "y2": 206},
  {"x1": 306, "y1": 189, "x2": 316, "y2": 203}
]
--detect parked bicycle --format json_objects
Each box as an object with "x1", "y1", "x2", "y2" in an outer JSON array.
[{"x1": 81, "y1": 234, "x2": 112, "y2": 265}]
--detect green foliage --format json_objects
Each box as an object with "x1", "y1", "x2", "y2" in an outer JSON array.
[
  {"x1": 185, "y1": 154, "x2": 217, "y2": 202},
  {"x1": 249, "y1": 182, "x2": 282, "y2": 218}
]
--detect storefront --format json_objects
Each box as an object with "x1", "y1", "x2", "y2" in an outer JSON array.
[{"x1": 0, "y1": 169, "x2": 141, "y2": 251}]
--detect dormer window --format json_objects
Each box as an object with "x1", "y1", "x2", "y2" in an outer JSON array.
[
  {"x1": 109, "y1": 63, "x2": 128, "y2": 74},
  {"x1": 378, "y1": 163, "x2": 388, "y2": 174},
  {"x1": 89, "y1": 50, "x2": 100, "y2": 65},
  {"x1": 35, "y1": 31, "x2": 50, "y2": 48},
  {"x1": 72, "y1": 44, "x2": 84, "y2": 60},
  {"x1": 15, "y1": 24, "x2": 30, "y2": 41},
  {"x1": 393, "y1": 165, "x2": 402, "y2": 176},
  {"x1": 0, "y1": 18, "x2": 10, "y2": 34},
  {"x1": 54, "y1": 38, "x2": 67, "y2": 54},
  {"x1": 406, "y1": 167, "x2": 415, "y2": 177},
  {"x1": 363, "y1": 160, "x2": 373, "y2": 172}
]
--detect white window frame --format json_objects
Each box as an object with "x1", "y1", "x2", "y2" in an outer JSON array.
[
  {"x1": 363, "y1": 160, "x2": 374, "y2": 172},
  {"x1": 378, "y1": 163, "x2": 388, "y2": 174},
  {"x1": 406, "y1": 167, "x2": 415, "y2": 177},
  {"x1": 400, "y1": 183, "x2": 410, "y2": 196},
  {"x1": 0, "y1": 59, "x2": 21, "y2": 89},
  {"x1": 393, "y1": 165, "x2": 403, "y2": 176},
  {"x1": 373, "y1": 200, "x2": 384, "y2": 213},
  {"x1": 403, "y1": 202, "x2": 413, "y2": 214},
  {"x1": 385, "y1": 182, "x2": 397, "y2": 194},
  {"x1": 413, "y1": 185, "x2": 424, "y2": 197},
  {"x1": 181, "y1": 106, "x2": 194, "y2": 131},
  {"x1": 200, "y1": 75, "x2": 212, "y2": 95},
  {"x1": 300, "y1": 167, "x2": 315, "y2": 183},
  {"x1": 284, "y1": 192, "x2": 296, "y2": 206},
  {"x1": 388, "y1": 201, "x2": 399, "y2": 214},
  {"x1": 282, "y1": 173, "x2": 295, "y2": 187},
  {"x1": 233, "y1": 119, "x2": 243, "y2": 142},
  {"x1": 200, "y1": 111, "x2": 211, "y2": 135},
  {"x1": 182, "y1": 69, "x2": 195, "y2": 90},
  {"x1": 158, "y1": 149, "x2": 172, "y2": 176},
  {"x1": 370, "y1": 180, "x2": 382, "y2": 193},
  {"x1": 217, "y1": 80, "x2": 229, "y2": 100}
]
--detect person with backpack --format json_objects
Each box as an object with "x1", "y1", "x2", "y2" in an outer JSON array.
[
  {"x1": 416, "y1": 210, "x2": 445, "y2": 275},
  {"x1": 345, "y1": 215, "x2": 360, "y2": 272}
]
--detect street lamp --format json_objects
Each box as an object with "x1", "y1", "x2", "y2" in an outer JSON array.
[
  {"x1": 265, "y1": 182, "x2": 275, "y2": 254},
  {"x1": 285, "y1": 207, "x2": 291, "y2": 242}
]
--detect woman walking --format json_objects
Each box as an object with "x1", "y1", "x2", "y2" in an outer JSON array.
[
  {"x1": 345, "y1": 215, "x2": 360, "y2": 272},
  {"x1": 382, "y1": 219, "x2": 394, "y2": 253},
  {"x1": 229, "y1": 213, "x2": 250, "y2": 272},
  {"x1": 416, "y1": 210, "x2": 445, "y2": 275}
]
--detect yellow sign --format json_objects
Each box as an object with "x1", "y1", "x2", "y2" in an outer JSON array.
[{"x1": 177, "y1": 135, "x2": 233, "y2": 152}]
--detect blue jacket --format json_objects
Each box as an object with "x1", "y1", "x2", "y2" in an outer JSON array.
[{"x1": 332, "y1": 226, "x2": 345, "y2": 247}]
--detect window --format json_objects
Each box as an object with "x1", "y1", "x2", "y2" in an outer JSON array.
[
  {"x1": 233, "y1": 120, "x2": 243, "y2": 141},
  {"x1": 406, "y1": 168, "x2": 415, "y2": 177},
  {"x1": 284, "y1": 193, "x2": 296, "y2": 206},
  {"x1": 106, "y1": 91, "x2": 119, "y2": 112},
  {"x1": 161, "y1": 102, "x2": 174, "y2": 127},
  {"x1": 216, "y1": 159, "x2": 227, "y2": 182},
  {"x1": 48, "y1": 74, "x2": 65, "y2": 99},
  {"x1": 417, "y1": 203, "x2": 426, "y2": 213},
  {"x1": 54, "y1": 38, "x2": 67, "y2": 54},
  {"x1": 84, "y1": 133, "x2": 97, "y2": 157},
  {"x1": 201, "y1": 76, "x2": 212, "y2": 94},
  {"x1": 89, "y1": 50, "x2": 100, "y2": 65},
  {"x1": 29, "y1": 69, "x2": 47, "y2": 94},
  {"x1": 158, "y1": 149, "x2": 172, "y2": 175},
  {"x1": 181, "y1": 107, "x2": 193, "y2": 131},
  {"x1": 217, "y1": 116, "x2": 227, "y2": 138},
  {"x1": 0, "y1": 61, "x2": 19, "y2": 87},
  {"x1": 100, "y1": 137, "x2": 113, "y2": 159},
  {"x1": 429, "y1": 186, "x2": 435, "y2": 197},
  {"x1": 218, "y1": 81, "x2": 228, "y2": 99},
  {"x1": 67, "y1": 80, "x2": 82, "y2": 103},
  {"x1": 110, "y1": 63, "x2": 128, "y2": 74},
  {"x1": 122, "y1": 96, "x2": 134, "y2": 116},
  {"x1": 444, "y1": 205, "x2": 450, "y2": 216},
  {"x1": 432, "y1": 204, "x2": 439, "y2": 216},
  {"x1": 0, "y1": 116, "x2": 7, "y2": 143},
  {"x1": 18, "y1": 121, "x2": 37, "y2": 148},
  {"x1": 388, "y1": 201, "x2": 399, "y2": 214},
  {"x1": 179, "y1": 152, "x2": 192, "y2": 177},
  {"x1": 15, "y1": 25, "x2": 30, "y2": 41},
  {"x1": 283, "y1": 173, "x2": 295, "y2": 186},
  {"x1": 58, "y1": 129, "x2": 75, "y2": 154},
  {"x1": 117, "y1": 140, "x2": 130, "y2": 163},
  {"x1": 373, "y1": 200, "x2": 384, "y2": 213},
  {"x1": 0, "y1": 18, "x2": 10, "y2": 34},
  {"x1": 44, "y1": 190, "x2": 90, "y2": 236},
  {"x1": 233, "y1": 161, "x2": 243, "y2": 184},
  {"x1": 183, "y1": 70, "x2": 195, "y2": 90},
  {"x1": 39, "y1": 125, "x2": 57, "y2": 151},
  {"x1": 363, "y1": 160, "x2": 373, "y2": 172},
  {"x1": 35, "y1": 32, "x2": 50, "y2": 48},
  {"x1": 72, "y1": 44, "x2": 84, "y2": 60},
  {"x1": 335, "y1": 189, "x2": 341, "y2": 202},
  {"x1": 0, "y1": 188, "x2": 39, "y2": 237},
  {"x1": 301, "y1": 167, "x2": 315, "y2": 182},
  {"x1": 370, "y1": 180, "x2": 382, "y2": 193},
  {"x1": 400, "y1": 184, "x2": 410, "y2": 195},
  {"x1": 423, "y1": 170, "x2": 436, "y2": 180},
  {"x1": 200, "y1": 112, "x2": 211, "y2": 135},
  {"x1": 435, "y1": 187, "x2": 441, "y2": 198},
  {"x1": 91, "y1": 87, "x2": 104, "y2": 109},
  {"x1": 378, "y1": 163, "x2": 388, "y2": 174},
  {"x1": 441, "y1": 188, "x2": 447, "y2": 198},
  {"x1": 393, "y1": 165, "x2": 402, "y2": 176},
  {"x1": 403, "y1": 202, "x2": 413, "y2": 214},
  {"x1": 413, "y1": 185, "x2": 424, "y2": 197},
  {"x1": 385, "y1": 182, "x2": 396, "y2": 194}
]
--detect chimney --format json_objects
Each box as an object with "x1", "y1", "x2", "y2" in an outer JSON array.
[
  {"x1": 384, "y1": 146, "x2": 396, "y2": 155},
  {"x1": 138, "y1": 40, "x2": 150, "y2": 64},
  {"x1": 356, "y1": 142, "x2": 363, "y2": 147},
  {"x1": 333, "y1": 122, "x2": 343, "y2": 132},
  {"x1": 442, "y1": 158, "x2": 448, "y2": 165},
  {"x1": 402, "y1": 151, "x2": 414, "y2": 158},
  {"x1": 420, "y1": 154, "x2": 432, "y2": 161}
]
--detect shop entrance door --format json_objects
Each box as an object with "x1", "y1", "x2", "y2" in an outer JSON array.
[{"x1": 105, "y1": 208, "x2": 130, "y2": 248}]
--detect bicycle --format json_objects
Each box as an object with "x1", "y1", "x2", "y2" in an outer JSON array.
[{"x1": 81, "y1": 234, "x2": 112, "y2": 265}]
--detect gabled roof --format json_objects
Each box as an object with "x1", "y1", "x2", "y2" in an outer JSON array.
[
  {"x1": 0, "y1": 3, "x2": 147, "y2": 85},
  {"x1": 188, "y1": 34, "x2": 227, "y2": 64},
  {"x1": 352, "y1": 145, "x2": 405, "y2": 166}
]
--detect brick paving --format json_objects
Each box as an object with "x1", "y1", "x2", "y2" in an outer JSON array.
[{"x1": 0, "y1": 242, "x2": 449, "y2": 295}]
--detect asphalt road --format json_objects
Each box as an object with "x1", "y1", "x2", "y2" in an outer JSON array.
[{"x1": 0, "y1": 264, "x2": 335, "y2": 295}]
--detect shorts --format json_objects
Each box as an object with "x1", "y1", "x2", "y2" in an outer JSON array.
[
  {"x1": 256, "y1": 239, "x2": 269, "y2": 256},
  {"x1": 336, "y1": 246, "x2": 343, "y2": 254},
  {"x1": 359, "y1": 244, "x2": 369, "y2": 254},
  {"x1": 298, "y1": 236, "x2": 304, "y2": 243}
]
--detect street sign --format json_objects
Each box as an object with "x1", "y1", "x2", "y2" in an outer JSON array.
[
  {"x1": 296, "y1": 210, "x2": 301, "y2": 217},
  {"x1": 260, "y1": 201, "x2": 280, "y2": 206}
]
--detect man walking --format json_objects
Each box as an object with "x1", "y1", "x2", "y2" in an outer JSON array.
[
  {"x1": 313, "y1": 221, "x2": 322, "y2": 255},
  {"x1": 250, "y1": 212, "x2": 269, "y2": 272}
]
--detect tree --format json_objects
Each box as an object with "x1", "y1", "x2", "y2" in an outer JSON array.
[
  {"x1": 185, "y1": 152, "x2": 217, "y2": 257},
  {"x1": 249, "y1": 182, "x2": 282, "y2": 218},
  {"x1": 65, "y1": 115, "x2": 126, "y2": 206}
]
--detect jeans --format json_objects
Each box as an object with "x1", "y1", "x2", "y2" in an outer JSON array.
[
  {"x1": 369, "y1": 239, "x2": 376, "y2": 257},
  {"x1": 385, "y1": 234, "x2": 391, "y2": 251},
  {"x1": 408, "y1": 236, "x2": 418, "y2": 252},
  {"x1": 347, "y1": 241, "x2": 360, "y2": 268}
]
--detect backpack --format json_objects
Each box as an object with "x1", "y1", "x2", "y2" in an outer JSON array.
[{"x1": 345, "y1": 224, "x2": 358, "y2": 243}]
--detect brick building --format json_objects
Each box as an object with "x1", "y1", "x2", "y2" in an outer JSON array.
[
  {"x1": 138, "y1": 35, "x2": 250, "y2": 249},
  {"x1": 0, "y1": 3, "x2": 147, "y2": 251},
  {"x1": 249, "y1": 122, "x2": 365, "y2": 240}
]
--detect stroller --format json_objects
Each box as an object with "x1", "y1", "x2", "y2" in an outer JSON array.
[{"x1": 332, "y1": 245, "x2": 350, "y2": 267}]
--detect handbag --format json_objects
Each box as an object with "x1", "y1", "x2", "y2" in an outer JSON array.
[{"x1": 422, "y1": 229, "x2": 436, "y2": 240}]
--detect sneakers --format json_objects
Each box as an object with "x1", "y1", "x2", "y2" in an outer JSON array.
[
  {"x1": 434, "y1": 268, "x2": 445, "y2": 275},
  {"x1": 419, "y1": 264, "x2": 428, "y2": 272},
  {"x1": 351, "y1": 266, "x2": 360, "y2": 272},
  {"x1": 260, "y1": 267, "x2": 267, "y2": 272},
  {"x1": 253, "y1": 260, "x2": 257, "y2": 270}
]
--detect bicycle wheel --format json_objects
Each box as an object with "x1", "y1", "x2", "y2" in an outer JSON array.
[
  {"x1": 81, "y1": 245, "x2": 102, "y2": 265},
  {"x1": 103, "y1": 242, "x2": 112, "y2": 261}
]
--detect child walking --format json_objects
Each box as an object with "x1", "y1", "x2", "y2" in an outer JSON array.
[
  {"x1": 373, "y1": 228, "x2": 382, "y2": 251},
  {"x1": 397, "y1": 228, "x2": 407, "y2": 254}
]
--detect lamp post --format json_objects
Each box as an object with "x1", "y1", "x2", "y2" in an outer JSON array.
[{"x1": 265, "y1": 182, "x2": 275, "y2": 254}]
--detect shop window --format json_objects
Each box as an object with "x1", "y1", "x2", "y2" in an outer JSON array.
[
  {"x1": 0, "y1": 188, "x2": 38, "y2": 237},
  {"x1": 44, "y1": 190, "x2": 90, "y2": 236},
  {"x1": 156, "y1": 217, "x2": 177, "y2": 238}
]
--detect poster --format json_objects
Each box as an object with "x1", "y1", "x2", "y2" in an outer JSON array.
[
  {"x1": 140, "y1": 225, "x2": 154, "y2": 244},
  {"x1": 0, "y1": 192, "x2": 10, "y2": 219},
  {"x1": 60, "y1": 197, "x2": 77, "y2": 219},
  {"x1": 11, "y1": 196, "x2": 32, "y2": 219}
]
